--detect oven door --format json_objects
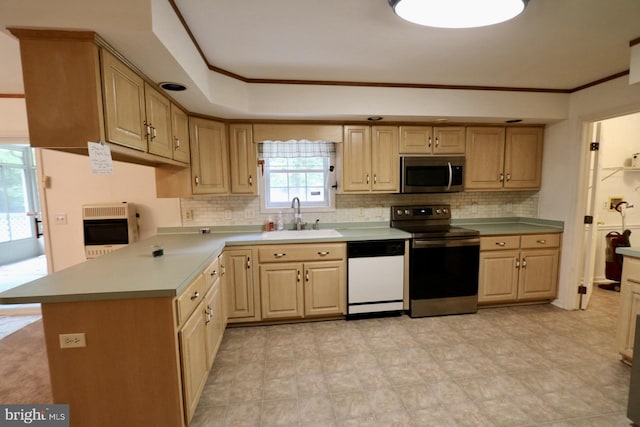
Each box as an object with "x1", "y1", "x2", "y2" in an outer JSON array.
[{"x1": 409, "y1": 237, "x2": 480, "y2": 316}]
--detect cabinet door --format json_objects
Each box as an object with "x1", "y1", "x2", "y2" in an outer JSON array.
[
  {"x1": 399, "y1": 126, "x2": 432, "y2": 154},
  {"x1": 179, "y1": 306, "x2": 208, "y2": 425},
  {"x1": 371, "y1": 126, "x2": 399, "y2": 192},
  {"x1": 145, "y1": 83, "x2": 172, "y2": 159},
  {"x1": 225, "y1": 249, "x2": 256, "y2": 319},
  {"x1": 101, "y1": 50, "x2": 147, "y2": 151},
  {"x1": 465, "y1": 127, "x2": 506, "y2": 190},
  {"x1": 619, "y1": 280, "x2": 640, "y2": 361},
  {"x1": 219, "y1": 253, "x2": 229, "y2": 329},
  {"x1": 478, "y1": 250, "x2": 519, "y2": 304},
  {"x1": 229, "y1": 124, "x2": 257, "y2": 195},
  {"x1": 342, "y1": 125, "x2": 371, "y2": 192},
  {"x1": 204, "y1": 282, "x2": 223, "y2": 368},
  {"x1": 304, "y1": 261, "x2": 345, "y2": 317},
  {"x1": 190, "y1": 118, "x2": 229, "y2": 194},
  {"x1": 433, "y1": 126, "x2": 466, "y2": 154},
  {"x1": 517, "y1": 249, "x2": 559, "y2": 301},
  {"x1": 504, "y1": 127, "x2": 543, "y2": 189},
  {"x1": 170, "y1": 104, "x2": 190, "y2": 163},
  {"x1": 260, "y1": 263, "x2": 303, "y2": 320}
]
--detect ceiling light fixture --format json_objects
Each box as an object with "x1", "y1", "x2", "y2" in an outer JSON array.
[{"x1": 388, "y1": 0, "x2": 528, "y2": 29}]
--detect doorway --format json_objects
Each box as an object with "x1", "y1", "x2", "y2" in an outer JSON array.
[
  {"x1": 580, "y1": 111, "x2": 640, "y2": 309},
  {"x1": 0, "y1": 144, "x2": 47, "y2": 298}
]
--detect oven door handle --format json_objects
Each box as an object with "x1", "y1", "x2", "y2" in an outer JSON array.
[
  {"x1": 446, "y1": 161, "x2": 453, "y2": 191},
  {"x1": 412, "y1": 238, "x2": 480, "y2": 249}
]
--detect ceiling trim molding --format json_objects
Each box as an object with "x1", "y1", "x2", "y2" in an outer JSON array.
[
  {"x1": 167, "y1": 0, "x2": 629, "y2": 95},
  {"x1": 0, "y1": 94, "x2": 25, "y2": 98}
]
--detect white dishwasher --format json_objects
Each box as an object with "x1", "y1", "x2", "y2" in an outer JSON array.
[{"x1": 347, "y1": 240, "x2": 405, "y2": 317}]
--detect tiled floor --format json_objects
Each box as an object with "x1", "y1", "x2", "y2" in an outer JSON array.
[{"x1": 191, "y1": 288, "x2": 632, "y2": 427}]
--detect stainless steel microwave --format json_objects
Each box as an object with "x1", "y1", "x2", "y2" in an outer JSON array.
[{"x1": 400, "y1": 156, "x2": 465, "y2": 193}]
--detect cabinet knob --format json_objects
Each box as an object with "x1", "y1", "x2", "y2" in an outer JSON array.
[{"x1": 190, "y1": 291, "x2": 200, "y2": 301}]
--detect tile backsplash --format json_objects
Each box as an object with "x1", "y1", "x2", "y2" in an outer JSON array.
[{"x1": 180, "y1": 191, "x2": 539, "y2": 227}]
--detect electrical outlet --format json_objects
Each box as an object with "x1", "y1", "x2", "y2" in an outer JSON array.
[
  {"x1": 184, "y1": 209, "x2": 193, "y2": 221},
  {"x1": 55, "y1": 213, "x2": 67, "y2": 225},
  {"x1": 59, "y1": 333, "x2": 86, "y2": 348},
  {"x1": 358, "y1": 207, "x2": 365, "y2": 217},
  {"x1": 244, "y1": 209, "x2": 255, "y2": 219}
]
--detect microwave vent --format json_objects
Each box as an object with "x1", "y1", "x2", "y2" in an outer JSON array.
[{"x1": 82, "y1": 203, "x2": 131, "y2": 219}]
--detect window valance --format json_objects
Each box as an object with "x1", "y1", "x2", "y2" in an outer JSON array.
[{"x1": 258, "y1": 140, "x2": 335, "y2": 158}]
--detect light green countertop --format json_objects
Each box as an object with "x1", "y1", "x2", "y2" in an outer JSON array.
[
  {"x1": 454, "y1": 217, "x2": 564, "y2": 236},
  {"x1": 0, "y1": 225, "x2": 410, "y2": 304},
  {"x1": 0, "y1": 218, "x2": 563, "y2": 305},
  {"x1": 617, "y1": 247, "x2": 640, "y2": 258}
]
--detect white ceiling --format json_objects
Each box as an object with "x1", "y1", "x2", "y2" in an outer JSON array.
[
  {"x1": 173, "y1": 0, "x2": 640, "y2": 90},
  {"x1": 1, "y1": 0, "x2": 640, "y2": 111}
]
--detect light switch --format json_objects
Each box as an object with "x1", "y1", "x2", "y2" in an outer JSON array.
[{"x1": 55, "y1": 213, "x2": 67, "y2": 225}]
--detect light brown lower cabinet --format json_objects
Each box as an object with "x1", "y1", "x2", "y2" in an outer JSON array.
[
  {"x1": 258, "y1": 243, "x2": 346, "y2": 321},
  {"x1": 478, "y1": 233, "x2": 561, "y2": 305},
  {"x1": 224, "y1": 248, "x2": 261, "y2": 323},
  {"x1": 617, "y1": 256, "x2": 640, "y2": 363}
]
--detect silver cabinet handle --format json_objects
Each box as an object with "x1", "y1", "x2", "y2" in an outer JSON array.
[
  {"x1": 194, "y1": 176, "x2": 200, "y2": 185},
  {"x1": 174, "y1": 137, "x2": 180, "y2": 149},
  {"x1": 506, "y1": 173, "x2": 511, "y2": 182},
  {"x1": 516, "y1": 259, "x2": 520, "y2": 269},
  {"x1": 249, "y1": 175, "x2": 253, "y2": 186},
  {"x1": 274, "y1": 253, "x2": 286, "y2": 258},
  {"x1": 190, "y1": 291, "x2": 200, "y2": 301},
  {"x1": 247, "y1": 257, "x2": 251, "y2": 269},
  {"x1": 297, "y1": 271, "x2": 301, "y2": 282},
  {"x1": 499, "y1": 173, "x2": 504, "y2": 183},
  {"x1": 366, "y1": 175, "x2": 370, "y2": 184},
  {"x1": 221, "y1": 264, "x2": 225, "y2": 276},
  {"x1": 522, "y1": 259, "x2": 527, "y2": 268},
  {"x1": 210, "y1": 269, "x2": 217, "y2": 277},
  {"x1": 305, "y1": 271, "x2": 309, "y2": 282},
  {"x1": 496, "y1": 242, "x2": 506, "y2": 247},
  {"x1": 428, "y1": 136, "x2": 432, "y2": 148},
  {"x1": 151, "y1": 126, "x2": 157, "y2": 140},
  {"x1": 373, "y1": 175, "x2": 377, "y2": 184},
  {"x1": 446, "y1": 162, "x2": 453, "y2": 191},
  {"x1": 435, "y1": 137, "x2": 439, "y2": 148},
  {"x1": 317, "y1": 251, "x2": 330, "y2": 256},
  {"x1": 144, "y1": 121, "x2": 151, "y2": 137},
  {"x1": 536, "y1": 240, "x2": 547, "y2": 244}
]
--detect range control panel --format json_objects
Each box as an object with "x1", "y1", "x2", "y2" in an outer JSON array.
[{"x1": 390, "y1": 205, "x2": 451, "y2": 221}]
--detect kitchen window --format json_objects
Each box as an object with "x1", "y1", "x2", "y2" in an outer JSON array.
[{"x1": 259, "y1": 140, "x2": 336, "y2": 212}]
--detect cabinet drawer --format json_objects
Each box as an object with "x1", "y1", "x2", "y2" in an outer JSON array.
[
  {"x1": 520, "y1": 233, "x2": 560, "y2": 249},
  {"x1": 623, "y1": 256, "x2": 640, "y2": 283},
  {"x1": 176, "y1": 274, "x2": 206, "y2": 326},
  {"x1": 203, "y1": 257, "x2": 220, "y2": 292},
  {"x1": 258, "y1": 243, "x2": 346, "y2": 262},
  {"x1": 480, "y1": 236, "x2": 520, "y2": 251}
]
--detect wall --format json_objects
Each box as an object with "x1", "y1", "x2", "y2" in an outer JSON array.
[
  {"x1": 39, "y1": 149, "x2": 181, "y2": 271},
  {"x1": 180, "y1": 191, "x2": 539, "y2": 228},
  {"x1": 0, "y1": 98, "x2": 28, "y2": 142}
]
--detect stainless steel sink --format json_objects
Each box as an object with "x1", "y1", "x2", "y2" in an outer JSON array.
[{"x1": 261, "y1": 229, "x2": 342, "y2": 240}]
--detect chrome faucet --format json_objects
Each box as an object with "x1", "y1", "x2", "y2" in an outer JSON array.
[{"x1": 291, "y1": 197, "x2": 306, "y2": 230}]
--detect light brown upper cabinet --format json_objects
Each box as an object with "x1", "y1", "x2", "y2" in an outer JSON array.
[
  {"x1": 190, "y1": 118, "x2": 230, "y2": 195},
  {"x1": 171, "y1": 104, "x2": 191, "y2": 164},
  {"x1": 399, "y1": 126, "x2": 465, "y2": 155},
  {"x1": 465, "y1": 126, "x2": 543, "y2": 191},
  {"x1": 11, "y1": 29, "x2": 189, "y2": 167},
  {"x1": 229, "y1": 124, "x2": 257, "y2": 195},
  {"x1": 341, "y1": 125, "x2": 399, "y2": 193}
]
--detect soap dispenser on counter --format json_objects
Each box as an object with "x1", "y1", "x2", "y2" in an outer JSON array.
[{"x1": 276, "y1": 211, "x2": 284, "y2": 231}]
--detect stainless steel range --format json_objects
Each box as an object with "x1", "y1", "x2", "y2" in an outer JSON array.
[{"x1": 390, "y1": 204, "x2": 480, "y2": 317}]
